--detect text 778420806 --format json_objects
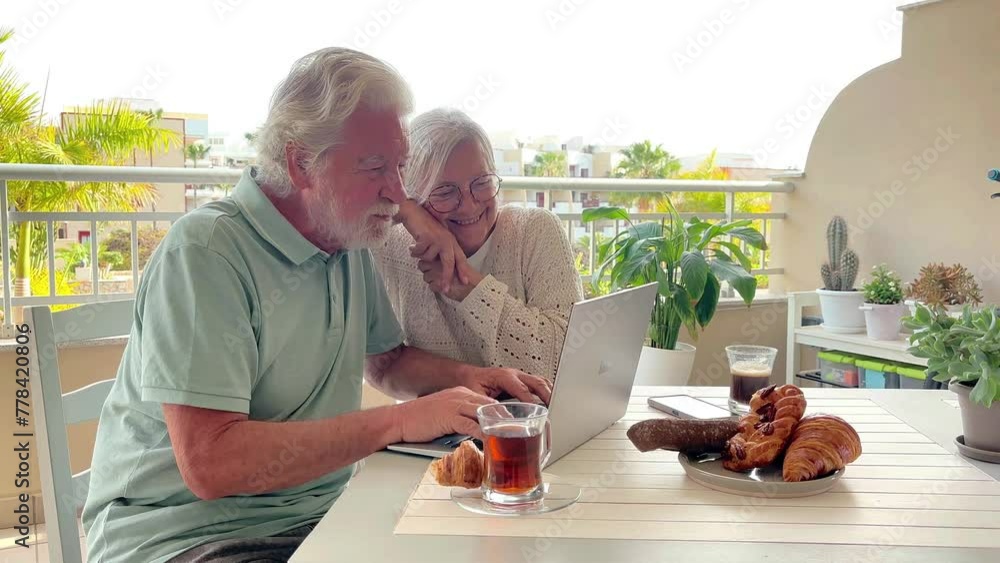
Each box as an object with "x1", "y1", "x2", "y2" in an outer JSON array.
[{"x1": 12, "y1": 323, "x2": 34, "y2": 548}]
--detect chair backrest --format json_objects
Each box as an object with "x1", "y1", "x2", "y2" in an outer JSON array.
[{"x1": 26, "y1": 299, "x2": 134, "y2": 563}]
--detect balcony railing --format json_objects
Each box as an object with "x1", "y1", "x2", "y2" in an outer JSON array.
[{"x1": 0, "y1": 163, "x2": 794, "y2": 328}]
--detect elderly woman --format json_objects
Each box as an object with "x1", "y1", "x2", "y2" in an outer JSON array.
[{"x1": 377, "y1": 108, "x2": 583, "y2": 383}]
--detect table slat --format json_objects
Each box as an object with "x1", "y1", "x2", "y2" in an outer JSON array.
[
  {"x1": 404, "y1": 500, "x2": 998, "y2": 529},
  {"x1": 395, "y1": 517, "x2": 1000, "y2": 548},
  {"x1": 545, "y1": 460, "x2": 991, "y2": 481}
]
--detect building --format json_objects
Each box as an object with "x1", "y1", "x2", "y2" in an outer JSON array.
[{"x1": 679, "y1": 152, "x2": 796, "y2": 181}]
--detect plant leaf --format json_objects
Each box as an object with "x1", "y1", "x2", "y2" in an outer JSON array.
[
  {"x1": 727, "y1": 227, "x2": 768, "y2": 250},
  {"x1": 971, "y1": 375, "x2": 994, "y2": 407},
  {"x1": 680, "y1": 251, "x2": 710, "y2": 302},
  {"x1": 581, "y1": 206, "x2": 630, "y2": 223},
  {"x1": 712, "y1": 241, "x2": 753, "y2": 271},
  {"x1": 710, "y1": 260, "x2": 758, "y2": 305},
  {"x1": 695, "y1": 273, "x2": 721, "y2": 327}
]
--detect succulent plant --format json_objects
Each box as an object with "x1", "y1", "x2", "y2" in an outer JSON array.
[
  {"x1": 820, "y1": 216, "x2": 859, "y2": 291},
  {"x1": 862, "y1": 264, "x2": 904, "y2": 304},
  {"x1": 906, "y1": 263, "x2": 983, "y2": 308}
]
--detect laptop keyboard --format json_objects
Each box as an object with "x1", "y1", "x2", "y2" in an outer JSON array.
[{"x1": 432, "y1": 433, "x2": 483, "y2": 449}]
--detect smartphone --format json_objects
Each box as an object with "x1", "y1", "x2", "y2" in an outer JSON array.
[{"x1": 648, "y1": 395, "x2": 734, "y2": 420}]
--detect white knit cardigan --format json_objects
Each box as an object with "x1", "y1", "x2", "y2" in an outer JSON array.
[{"x1": 373, "y1": 206, "x2": 584, "y2": 382}]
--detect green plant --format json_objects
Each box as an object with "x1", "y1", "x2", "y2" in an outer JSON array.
[
  {"x1": 29, "y1": 268, "x2": 79, "y2": 312},
  {"x1": 101, "y1": 250, "x2": 124, "y2": 271},
  {"x1": 0, "y1": 28, "x2": 178, "y2": 298},
  {"x1": 862, "y1": 264, "x2": 904, "y2": 304},
  {"x1": 906, "y1": 263, "x2": 983, "y2": 308},
  {"x1": 103, "y1": 226, "x2": 170, "y2": 270},
  {"x1": 905, "y1": 303, "x2": 1000, "y2": 407},
  {"x1": 582, "y1": 199, "x2": 766, "y2": 350},
  {"x1": 56, "y1": 243, "x2": 91, "y2": 273},
  {"x1": 820, "y1": 216, "x2": 859, "y2": 291}
]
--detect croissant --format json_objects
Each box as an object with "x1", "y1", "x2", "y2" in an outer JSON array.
[
  {"x1": 723, "y1": 384, "x2": 806, "y2": 472},
  {"x1": 782, "y1": 414, "x2": 862, "y2": 482},
  {"x1": 430, "y1": 440, "x2": 484, "y2": 488}
]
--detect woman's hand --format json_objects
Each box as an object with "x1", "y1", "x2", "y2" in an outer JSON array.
[
  {"x1": 395, "y1": 200, "x2": 469, "y2": 292},
  {"x1": 418, "y1": 253, "x2": 483, "y2": 302}
]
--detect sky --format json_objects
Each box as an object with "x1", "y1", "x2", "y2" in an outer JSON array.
[{"x1": 2, "y1": 0, "x2": 909, "y2": 169}]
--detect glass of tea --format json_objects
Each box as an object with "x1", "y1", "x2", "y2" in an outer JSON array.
[
  {"x1": 727, "y1": 345, "x2": 778, "y2": 414},
  {"x1": 477, "y1": 402, "x2": 551, "y2": 506}
]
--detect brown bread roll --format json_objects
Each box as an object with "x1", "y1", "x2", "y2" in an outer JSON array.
[{"x1": 627, "y1": 418, "x2": 740, "y2": 453}]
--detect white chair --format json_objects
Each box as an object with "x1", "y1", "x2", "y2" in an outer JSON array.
[{"x1": 25, "y1": 300, "x2": 134, "y2": 563}]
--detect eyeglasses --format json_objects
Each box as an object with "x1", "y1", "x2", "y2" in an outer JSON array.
[{"x1": 424, "y1": 173, "x2": 502, "y2": 213}]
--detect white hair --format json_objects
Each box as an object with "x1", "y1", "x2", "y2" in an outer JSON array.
[
  {"x1": 405, "y1": 108, "x2": 497, "y2": 201},
  {"x1": 254, "y1": 47, "x2": 414, "y2": 198}
]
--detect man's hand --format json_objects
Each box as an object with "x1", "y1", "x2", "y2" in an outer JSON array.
[
  {"x1": 394, "y1": 387, "x2": 498, "y2": 442},
  {"x1": 417, "y1": 253, "x2": 483, "y2": 301},
  {"x1": 460, "y1": 367, "x2": 554, "y2": 406}
]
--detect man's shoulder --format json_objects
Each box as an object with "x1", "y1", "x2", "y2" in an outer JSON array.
[{"x1": 157, "y1": 200, "x2": 249, "y2": 257}]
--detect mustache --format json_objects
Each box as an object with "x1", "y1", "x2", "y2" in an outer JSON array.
[{"x1": 368, "y1": 203, "x2": 399, "y2": 217}]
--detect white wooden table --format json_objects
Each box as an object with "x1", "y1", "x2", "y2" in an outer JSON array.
[{"x1": 291, "y1": 387, "x2": 1000, "y2": 562}]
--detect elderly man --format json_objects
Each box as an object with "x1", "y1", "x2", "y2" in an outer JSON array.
[{"x1": 82, "y1": 48, "x2": 551, "y2": 563}]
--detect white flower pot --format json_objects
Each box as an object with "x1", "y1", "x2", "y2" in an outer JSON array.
[
  {"x1": 906, "y1": 299, "x2": 968, "y2": 319},
  {"x1": 816, "y1": 289, "x2": 866, "y2": 334},
  {"x1": 75, "y1": 266, "x2": 93, "y2": 282},
  {"x1": 859, "y1": 302, "x2": 907, "y2": 341},
  {"x1": 633, "y1": 343, "x2": 697, "y2": 386}
]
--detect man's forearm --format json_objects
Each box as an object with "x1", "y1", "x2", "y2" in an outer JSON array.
[
  {"x1": 192, "y1": 405, "x2": 403, "y2": 500},
  {"x1": 365, "y1": 345, "x2": 474, "y2": 400}
]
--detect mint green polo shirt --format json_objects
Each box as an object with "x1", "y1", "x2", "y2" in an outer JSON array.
[{"x1": 81, "y1": 167, "x2": 405, "y2": 563}]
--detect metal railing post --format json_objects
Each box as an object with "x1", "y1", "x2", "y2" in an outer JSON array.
[
  {"x1": 46, "y1": 221, "x2": 56, "y2": 297},
  {"x1": 0, "y1": 179, "x2": 12, "y2": 327}
]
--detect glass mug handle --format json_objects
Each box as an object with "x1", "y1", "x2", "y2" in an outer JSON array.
[{"x1": 539, "y1": 420, "x2": 552, "y2": 469}]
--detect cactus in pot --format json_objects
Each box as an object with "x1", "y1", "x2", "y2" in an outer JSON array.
[
  {"x1": 816, "y1": 216, "x2": 866, "y2": 333},
  {"x1": 820, "y1": 216, "x2": 860, "y2": 291}
]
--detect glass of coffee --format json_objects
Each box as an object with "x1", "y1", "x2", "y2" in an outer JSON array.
[
  {"x1": 477, "y1": 402, "x2": 551, "y2": 506},
  {"x1": 727, "y1": 345, "x2": 778, "y2": 413}
]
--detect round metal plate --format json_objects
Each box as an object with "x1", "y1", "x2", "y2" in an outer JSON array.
[{"x1": 678, "y1": 452, "x2": 844, "y2": 498}]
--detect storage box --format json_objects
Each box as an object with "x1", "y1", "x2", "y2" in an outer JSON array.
[
  {"x1": 856, "y1": 358, "x2": 900, "y2": 389},
  {"x1": 893, "y1": 364, "x2": 928, "y2": 389},
  {"x1": 817, "y1": 351, "x2": 860, "y2": 387}
]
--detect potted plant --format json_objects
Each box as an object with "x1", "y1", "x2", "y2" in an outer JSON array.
[
  {"x1": 905, "y1": 304, "x2": 1000, "y2": 452},
  {"x1": 56, "y1": 242, "x2": 93, "y2": 281},
  {"x1": 905, "y1": 263, "x2": 983, "y2": 316},
  {"x1": 816, "y1": 216, "x2": 865, "y2": 333},
  {"x1": 582, "y1": 199, "x2": 766, "y2": 385},
  {"x1": 859, "y1": 264, "x2": 906, "y2": 340}
]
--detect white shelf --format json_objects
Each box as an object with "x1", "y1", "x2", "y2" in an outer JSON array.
[
  {"x1": 794, "y1": 326, "x2": 927, "y2": 367},
  {"x1": 785, "y1": 292, "x2": 928, "y2": 385}
]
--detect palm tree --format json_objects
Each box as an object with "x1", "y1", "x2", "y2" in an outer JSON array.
[
  {"x1": 0, "y1": 28, "x2": 179, "y2": 305},
  {"x1": 526, "y1": 151, "x2": 567, "y2": 177},
  {"x1": 610, "y1": 140, "x2": 681, "y2": 211},
  {"x1": 185, "y1": 142, "x2": 210, "y2": 168},
  {"x1": 185, "y1": 142, "x2": 211, "y2": 210}
]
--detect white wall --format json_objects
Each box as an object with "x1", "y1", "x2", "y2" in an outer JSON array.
[{"x1": 771, "y1": 0, "x2": 1000, "y2": 303}]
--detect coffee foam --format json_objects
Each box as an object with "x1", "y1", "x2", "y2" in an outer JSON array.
[{"x1": 730, "y1": 361, "x2": 772, "y2": 378}]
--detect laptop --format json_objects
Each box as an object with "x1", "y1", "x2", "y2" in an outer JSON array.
[{"x1": 386, "y1": 282, "x2": 658, "y2": 468}]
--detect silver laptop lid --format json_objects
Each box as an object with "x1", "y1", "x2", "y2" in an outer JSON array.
[{"x1": 544, "y1": 282, "x2": 657, "y2": 467}]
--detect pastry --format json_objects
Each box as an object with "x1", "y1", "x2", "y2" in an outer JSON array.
[
  {"x1": 722, "y1": 384, "x2": 807, "y2": 472},
  {"x1": 429, "y1": 440, "x2": 484, "y2": 488},
  {"x1": 782, "y1": 414, "x2": 862, "y2": 482},
  {"x1": 627, "y1": 418, "x2": 740, "y2": 453}
]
